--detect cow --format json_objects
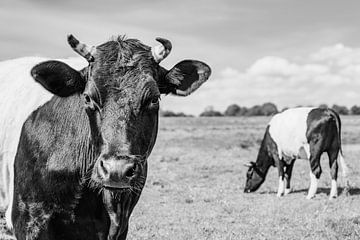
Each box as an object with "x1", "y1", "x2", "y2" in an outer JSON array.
[
  {"x1": 2, "y1": 34, "x2": 211, "y2": 240},
  {"x1": 244, "y1": 107, "x2": 349, "y2": 199}
]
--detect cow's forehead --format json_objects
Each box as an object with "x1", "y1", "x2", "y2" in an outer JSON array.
[
  {"x1": 90, "y1": 36, "x2": 160, "y2": 99},
  {"x1": 95, "y1": 36, "x2": 152, "y2": 65},
  {"x1": 94, "y1": 37, "x2": 157, "y2": 76}
]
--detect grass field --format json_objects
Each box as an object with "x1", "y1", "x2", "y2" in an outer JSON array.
[{"x1": 2, "y1": 116, "x2": 360, "y2": 239}]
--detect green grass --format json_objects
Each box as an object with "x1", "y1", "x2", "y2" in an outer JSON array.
[{"x1": 2, "y1": 116, "x2": 360, "y2": 239}]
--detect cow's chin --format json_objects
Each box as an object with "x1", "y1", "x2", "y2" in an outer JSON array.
[
  {"x1": 90, "y1": 176, "x2": 133, "y2": 191},
  {"x1": 102, "y1": 183, "x2": 132, "y2": 191},
  {"x1": 88, "y1": 175, "x2": 128, "y2": 192}
]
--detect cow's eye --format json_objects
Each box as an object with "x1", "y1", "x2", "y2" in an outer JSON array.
[
  {"x1": 151, "y1": 97, "x2": 159, "y2": 104},
  {"x1": 147, "y1": 96, "x2": 160, "y2": 110},
  {"x1": 247, "y1": 169, "x2": 253, "y2": 178}
]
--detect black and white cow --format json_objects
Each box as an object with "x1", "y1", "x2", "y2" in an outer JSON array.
[
  {"x1": 244, "y1": 107, "x2": 349, "y2": 199},
  {"x1": 1, "y1": 34, "x2": 211, "y2": 239}
]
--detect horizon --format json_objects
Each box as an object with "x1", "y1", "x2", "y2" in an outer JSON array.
[
  {"x1": 161, "y1": 101, "x2": 358, "y2": 116},
  {"x1": 1, "y1": 0, "x2": 360, "y2": 114}
]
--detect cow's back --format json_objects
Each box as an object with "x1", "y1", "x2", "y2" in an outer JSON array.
[{"x1": 268, "y1": 107, "x2": 314, "y2": 159}]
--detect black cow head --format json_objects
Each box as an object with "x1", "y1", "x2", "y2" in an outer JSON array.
[
  {"x1": 244, "y1": 162, "x2": 265, "y2": 192},
  {"x1": 31, "y1": 34, "x2": 211, "y2": 193}
]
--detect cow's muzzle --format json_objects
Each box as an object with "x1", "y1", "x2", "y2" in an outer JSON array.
[{"x1": 96, "y1": 155, "x2": 142, "y2": 189}]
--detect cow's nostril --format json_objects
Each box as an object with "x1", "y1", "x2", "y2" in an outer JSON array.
[
  {"x1": 99, "y1": 160, "x2": 109, "y2": 177},
  {"x1": 124, "y1": 164, "x2": 137, "y2": 178}
]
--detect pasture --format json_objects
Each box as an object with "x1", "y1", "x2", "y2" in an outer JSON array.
[{"x1": 2, "y1": 116, "x2": 360, "y2": 239}]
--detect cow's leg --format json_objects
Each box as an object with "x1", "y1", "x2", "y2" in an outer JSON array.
[
  {"x1": 5, "y1": 153, "x2": 15, "y2": 230},
  {"x1": 0, "y1": 153, "x2": 7, "y2": 209},
  {"x1": 276, "y1": 160, "x2": 285, "y2": 197},
  {"x1": 306, "y1": 143, "x2": 322, "y2": 199},
  {"x1": 338, "y1": 152, "x2": 350, "y2": 195},
  {"x1": 327, "y1": 149, "x2": 339, "y2": 199},
  {"x1": 0, "y1": 151, "x2": 15, "y2": 230},
  {"x1": 284, "y1": 160, "x2": 295, "y2": 195}
]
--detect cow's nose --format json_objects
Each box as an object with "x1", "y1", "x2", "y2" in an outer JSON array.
[
  {"x1": 123, "y1": 163, "x2": 137, "y2": 179},
  {"x1": 98, "y1": 159, "x2": 137, "y2": 188},
  {"x1": 98, "y1": 159, "x2": 110, "y2": 180}
]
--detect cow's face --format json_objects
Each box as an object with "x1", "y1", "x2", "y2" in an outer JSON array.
[
  {"x1": 86, "y1": 38, "x2": 168, "y2": 191},
  {"x1": 31, "y1": 34, "x2": 211, "y2": 192},
  {"x1": 244, "y1": 163, "x2": 265, "y2": 192}
]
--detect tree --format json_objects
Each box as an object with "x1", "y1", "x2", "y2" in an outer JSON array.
[
  {"x1": 200, "y1": 110, "x2": 223, "y2": 117},
  {"x1": 224, "y1": 104, "x2": 241, "y2": 116},
  {"x1": 160, "y1": 109, "x2": 191, "y2": 117},
  {"x1": 200, "y1": 106, "x2": 223, "y2": 117},
  {"x1": 332, "y1": 104, "x2": 349, "y2": 115},
  {"x1": 351, "y1": 105, "x2": 360, "y2": 115},
  {"x1": 236, "y1": 107, "x2": 249, "y2": 116},
  {"x1": 260, "y1": 102, "x2": 278, "y2": 116},
  {"x1": 246, "y1": 105, "x2": 263, "y2": 116},
  {"x1": 318, "y1": 104, "x2": 328, "y2": 109},
  {"x1": 161, "y1": 110, "x2": 177, "y2": 117},
  {"x1": 243, "y1": 102, "x2": 278, "y2": 116}
]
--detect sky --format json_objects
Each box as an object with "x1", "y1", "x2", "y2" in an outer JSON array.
[{"x1": 1, "y1": 0, "x2": 360, "y2": 115}]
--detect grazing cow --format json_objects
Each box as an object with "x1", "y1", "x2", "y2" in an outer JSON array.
[
  {"x1": 3, "y1": 34, "x2": 211, "y2": 240},
  {"x1": 244, "y1": 107, "x2": 349, "y2": 199}
]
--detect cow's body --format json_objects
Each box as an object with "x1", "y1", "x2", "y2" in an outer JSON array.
[
  {"x1": 269, "y1": 107, "x2": 312, "y2": 160},
  {"x1": 0, "y1": 57, "x2": 87, "y2": 230},
  {"x1": 0, "y1": 35, "x2": 211, "y2": 240},
  {"x1": 244, "y1": 107, "x2": 349, "y2": 199}
]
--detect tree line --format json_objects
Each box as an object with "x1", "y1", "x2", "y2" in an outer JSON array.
[
  {"x1": 161, "y1": 103, "x2": 360, "y2": 117},
  {"x1": 200, "y1": 103, "x2": 360, "y2": 117}
]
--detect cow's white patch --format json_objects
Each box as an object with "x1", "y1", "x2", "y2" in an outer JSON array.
[
  {"x1": 306, "y1": 171, "x2": 318, "y2": 199},
  {"x1": 269, "y1": 107, "x2": 314, "y2": 160},
  {"x1": 277, "y1": 177, "x2": 285, "y2": 197},
  {"x1": 329, "y1": 179, "x2": 338, "y2": 199},
  {"x1": 0, "y1": 57, "x2": 87, "y2": 230}
]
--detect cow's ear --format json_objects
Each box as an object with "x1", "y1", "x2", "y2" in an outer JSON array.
[
  {"x1": 31, "y1": 60, "x2": 86, "y2": 97},
  {"x1": 159, "y1": 60, "x2": 211, "y2": 96}
]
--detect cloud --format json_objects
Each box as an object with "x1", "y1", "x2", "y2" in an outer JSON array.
[
  {"x1": 162, "y1": 43, "x2": 360, "y2": 115},
  {"x1": 2, "y1": 1, "x2": 360, "y2": 116}
]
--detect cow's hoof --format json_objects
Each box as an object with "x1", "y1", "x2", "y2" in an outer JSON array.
[
  {"x1": 306, "y1": 194, "x2": 315, "y2": 200},
  {"x1": 343, "y1": 187, "x2": 350, "y2": 196},
  {"x1": 5, "y1": 209, "x2": 13, "y2": 230},
  {"x1": 329, "y1": 195, "x2": 337, "y2": 200},
  {"x1": 276, "y1": 193, "x2": 283, "y2": 198},
  {"x1": 284, "y1": 188, "x2": 291, "y2": 195}
]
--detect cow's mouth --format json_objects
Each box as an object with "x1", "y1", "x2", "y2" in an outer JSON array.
[
  {"x1": 103, "y1": 183, "x2": 132, "y2": 191},
  {"x1": 104, "y1": 186, "x2": 130, "y2": 190}
]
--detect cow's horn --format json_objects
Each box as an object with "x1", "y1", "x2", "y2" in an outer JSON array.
[
  {"x1": 67, "y1": 34, "x2": 96, "y2": 62},
  {"x1": 243, "y1": 162, "x2": 255, "y2": 167},
  {"x1": 151, "y1": 37, "x2": 172, "y2": 63}
]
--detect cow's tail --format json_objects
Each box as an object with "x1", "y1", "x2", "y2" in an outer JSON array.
[{"x1": 329, "y1": 109, "x2": 350, "y2": 187}]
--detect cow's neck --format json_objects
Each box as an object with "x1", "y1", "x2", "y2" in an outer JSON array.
[{"x1": 254, "y1": 126, "x2": 274, "y2": 177}]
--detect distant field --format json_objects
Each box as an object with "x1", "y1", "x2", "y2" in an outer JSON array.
[{"x1": 2, "y1": 116, "x2": 360, "y2": 239}]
